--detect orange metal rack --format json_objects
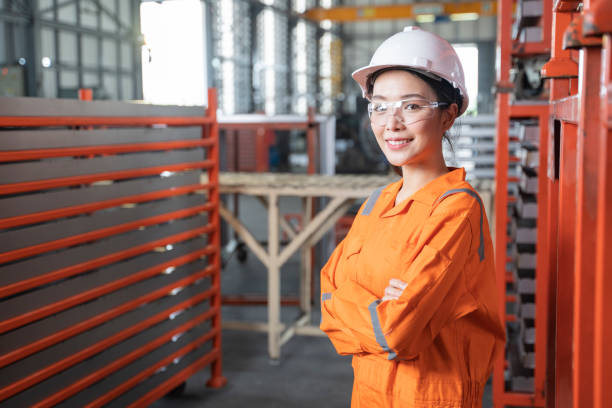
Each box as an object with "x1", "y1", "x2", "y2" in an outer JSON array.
[
  {"x1": 0, "y1": 89, "x2": 226, "y2": 406},
  {"x1": 495, "y1": 0, "x2": 612, "y2": 407},
  {"x1": 543, "y1": 1, "x2": 612, "y2": 408},
  {"x1": 494, "y1": 0, "x2": 552, "y2": 406}
]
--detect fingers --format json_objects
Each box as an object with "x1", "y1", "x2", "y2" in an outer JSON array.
[
  {"x1": 389, "y1": 278, "x2": 408, "y2": 290},
  {"x1": 382, "y1": 279, "x2": 408, "y2": 302},
  {"x1": 384, "y1": 285, "x2": 403, "y2": 299}
]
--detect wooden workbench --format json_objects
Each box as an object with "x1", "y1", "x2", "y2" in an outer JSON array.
[{"x1": 216, "y1": 172, "x2": 398, "y2": 360}]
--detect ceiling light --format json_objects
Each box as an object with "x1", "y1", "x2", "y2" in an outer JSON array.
[
  {"x1": 415, "y1": 14, "x2": 436, "y2": 23},
  {"x1": 450, "y1": 13, "x2": 479, "y2": 22}
]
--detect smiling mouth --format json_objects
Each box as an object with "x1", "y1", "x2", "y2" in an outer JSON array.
[{"x1": 386, "y1": 138, "x2": 413, "y2": 146}]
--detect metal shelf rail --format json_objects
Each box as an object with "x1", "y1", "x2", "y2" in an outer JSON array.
[{"x1": 0, "y1": 89, "x2": 226, "y2": 406}]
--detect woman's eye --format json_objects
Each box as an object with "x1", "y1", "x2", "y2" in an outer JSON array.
[
  {"x1": 403, "y1": 103, "x2": 421, "y2": 111},
  {"x1": 374, "y1": 104, "x2": 387, "y2": 112}
]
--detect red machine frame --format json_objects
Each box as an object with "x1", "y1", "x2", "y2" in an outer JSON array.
[{"x1": 495, "y1": 0, "x2": 612, "y2": 407}]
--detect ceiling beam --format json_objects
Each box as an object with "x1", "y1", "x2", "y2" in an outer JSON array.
[{"x1": 302, "y1": 1, "x2": 497, "y2": 22}]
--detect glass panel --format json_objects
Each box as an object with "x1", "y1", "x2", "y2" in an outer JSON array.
[
  {"x1": 58, "y1": 31, "x2": 78, "y2": 66},
  {"x1": 452, "y1": 43, "x2": 479, "y2": 114},
  {"x1": 60, "y1": 70, "x2": 78, "y2": 88},
  {"x1": 40, "y1": 27, "x2": 55, "y2": 64},
  {"x1": 121, "y1": 76, "x2": 134, "y2": 100},
  {"x1": 102, "y1": 39, "x2": 117, "y2": 70},
  {"x1": 80, "y1": 0, "x2": 98, "y2": 29},
  {"x1": 81, "y1": 35, "x2": 99, "y2": 69},
  {"x1": 83, "y1": 72, "x2": 99, "y2": 88},
  {"x1": 58, "y1": 2, "x2": 77, "y2": 24},
  {"x1": 41, "y1": 68, "x2": 57, "y2": 98},
  {"x1": 121, "y1": 43, "x2": 132, "y2": 71},
  {"x1": 140, "y1": 0, "x2": 207, "y2": 106},
  {"x1": 101, "y1": 0, "x2": 117, "y2": 32}
]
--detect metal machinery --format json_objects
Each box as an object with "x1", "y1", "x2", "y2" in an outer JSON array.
[
  {"x1": 494, "y1": 0, "x2": 611, "y2": 407},
  {"x1": 0, "y1": 89, "x2": 226, "y2": 406}
]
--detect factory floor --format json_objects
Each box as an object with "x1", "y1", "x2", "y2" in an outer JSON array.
[{"x1": 153, "y1": 195, "x2": 494, "y2": 407}]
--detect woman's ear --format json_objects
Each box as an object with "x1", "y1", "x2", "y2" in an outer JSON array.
[{"x1": 441, "y1": 103, "x2": 458, "y2": 131}]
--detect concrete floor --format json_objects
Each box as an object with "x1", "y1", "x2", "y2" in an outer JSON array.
[
  {"x1": 153, "y1": 330, "x2": 353, "y2": 408},
  {"x1": 153, "y1": 195, "x2": 494, "y2": 407}
]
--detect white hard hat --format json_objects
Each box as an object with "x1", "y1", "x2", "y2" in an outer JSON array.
[{"x1": 352, "y1": 26, "x2": 469, "y2": 116}]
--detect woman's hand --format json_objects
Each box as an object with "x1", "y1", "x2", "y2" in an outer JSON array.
[{"x1": 382, "y1": 278, "x2": 408, "y2": 301}]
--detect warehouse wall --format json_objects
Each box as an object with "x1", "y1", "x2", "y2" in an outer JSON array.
[
  {"x1": 0, "y1": 0, "x2": 33, "y2": 96},
  {"x1": 1, "y1": 0, "x2": 496, "y2": 114},
  {"x1": 0, "y1": 0, "x2": 142, "y2": 100}
]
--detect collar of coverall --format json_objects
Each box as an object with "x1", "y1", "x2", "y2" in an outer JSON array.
[{"x1": 379, "y1": 167, "x2": 466, "y2": 217}]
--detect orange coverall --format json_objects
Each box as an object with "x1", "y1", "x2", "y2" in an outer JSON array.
[{"x1": 320, "y1": 168, "x2": 505, "y2": 407}]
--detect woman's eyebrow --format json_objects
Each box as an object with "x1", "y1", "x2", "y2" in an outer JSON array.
[{"x1": 371, "y1": 93, "x2": 426, "y2": 101}]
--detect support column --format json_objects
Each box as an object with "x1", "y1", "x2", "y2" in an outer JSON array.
[{"x1": 267, "y1": 193, "x2": 281, "y2": 361}]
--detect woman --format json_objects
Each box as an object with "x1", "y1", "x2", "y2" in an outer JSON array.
[{"x1": 320, "y1": 27, "x2": 505, "y2": 407}]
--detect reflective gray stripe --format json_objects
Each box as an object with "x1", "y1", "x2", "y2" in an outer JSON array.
[
  {"x1": 436, "y1": 188, "x2": 485, "y2": 261},
  {"x1": 368, "y1": 300, "x2": 397, "y2": 360},
  {"x1": 321, "y1": 292, "x2": 332, "y2": 302},
  {"x1": 361, "y1": 186, "x2": 384, "y2": 216}
]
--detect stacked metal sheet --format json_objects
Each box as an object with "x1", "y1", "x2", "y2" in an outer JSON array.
[{"x1": 506, "y1": 121, "x2": 540, "y2": 393}]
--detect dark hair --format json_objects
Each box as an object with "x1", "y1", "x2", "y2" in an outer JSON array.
[{"x1": 366, "y1": 68, "x2": 462, "y2": 175}]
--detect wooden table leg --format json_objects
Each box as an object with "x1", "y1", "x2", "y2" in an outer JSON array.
[
  {"x1": 268, "y1": 193, "x2": 281, "y2": 361},
  {"x1": 300, "y1": 197, "x2": 313, "y2": 316}
]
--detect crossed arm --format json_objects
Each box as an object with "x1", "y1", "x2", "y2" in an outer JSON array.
[{"x1": 320, "y1": 208, "x2": 477, "y2": 360}]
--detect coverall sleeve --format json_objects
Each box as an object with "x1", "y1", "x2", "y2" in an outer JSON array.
[
  {"x1": 324, "y1": 202, "x2": 478, "y2": 360},
  {"x1": 320, "y1": 239, "x2": 365, "y2": 355}
]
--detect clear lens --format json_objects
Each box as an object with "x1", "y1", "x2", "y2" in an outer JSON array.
[{"x1": 368, "y1": 99, "x2": 444, "y2": 127}]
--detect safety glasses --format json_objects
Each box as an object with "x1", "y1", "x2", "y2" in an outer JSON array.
[{"x1": 367, "y1": 98, "x2": 449, "y2": 127}]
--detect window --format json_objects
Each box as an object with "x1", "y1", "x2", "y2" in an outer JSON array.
[
  {"x1": 140, "y1": 0, "x2": 207, "y2": 106},
  {"x1": 452, "y1": 43, "x2": 479, "y2": 114}
]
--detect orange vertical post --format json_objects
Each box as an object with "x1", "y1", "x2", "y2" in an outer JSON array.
[
  {"x1": 542, "y1": 2, "x2": 580, "y2": 406},
  {"x1": 493, "y1": 0, "x2": 512, "y2": 406},
  {"x1": 534, "y1": 108, "x2": 550, "y2": 404},
  {"x1": 255, "y1": 127, "x2": 269, "y2": 172},
  {"x1": 541, "y1": 7, "x2": 575, "y2": 407},
  {"x1": 306, "y1": 106, "x2": 317, "y2": 175},
  {"x1": 555, "y1": 121, "x2": 577, "y2": 408},
  {"x1": 571, "y1": 2, "x2": 601, "y2": 404},
  {"x1": 585, "y1": 0, "x2": 612, "y2": 406},
  {"x1": 205, "y1": 88, "x2": 227, "y2": 388},
  {"x1": 593, "y1": 32, "x2": 612, "y2": 408},
  {"x1": 543, "y1": 130, "x2": 559, "y2": 408}
]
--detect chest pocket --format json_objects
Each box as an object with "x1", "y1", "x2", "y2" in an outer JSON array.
[
  {"x1": 344, "y1": 237, "x2": 362, "y2": 260},
  {"x1": 343, "y1": 237, "x2": 363, "y2": 283}
]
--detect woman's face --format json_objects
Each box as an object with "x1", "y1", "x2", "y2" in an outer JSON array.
[{"x1": 369, "y1": 70, "x2": 455, "y2": 168}]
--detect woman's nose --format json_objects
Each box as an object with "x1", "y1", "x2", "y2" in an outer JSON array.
[{"x1": 385, "y1": 109, "x2": 405, "y2": 130}]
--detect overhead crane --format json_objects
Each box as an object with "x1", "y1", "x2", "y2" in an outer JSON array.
[{"x1": 302, "y1": 1, "x2": 497, "y2": 22}]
